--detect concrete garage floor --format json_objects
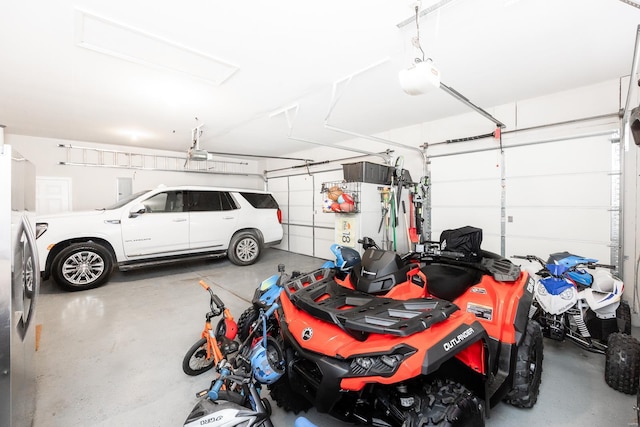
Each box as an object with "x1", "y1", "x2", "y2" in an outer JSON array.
[{"x1": 33, "y1": 249, "x2": 639, "y2": 427}]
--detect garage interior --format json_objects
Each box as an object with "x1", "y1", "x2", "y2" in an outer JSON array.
[{"x1": 3, "y1": 0, "x2": 640, "y2": 426}]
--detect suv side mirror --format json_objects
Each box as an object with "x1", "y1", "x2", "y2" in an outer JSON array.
[{"x1": 129, "y1": 203, "x2": 148, "y2": 218}]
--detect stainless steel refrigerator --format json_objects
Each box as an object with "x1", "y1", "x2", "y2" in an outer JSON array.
[{"x1": 0, "y1": 131, "x2": 40, "y2": 427}]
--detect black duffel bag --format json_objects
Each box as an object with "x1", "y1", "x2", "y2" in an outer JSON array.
[{"x1": 439, "y1": 226, "x2": 483, "y2": 262}]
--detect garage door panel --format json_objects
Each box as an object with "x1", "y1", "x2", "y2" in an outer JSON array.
[
  {"x1": 289, "y1": 175, "x2": 313, "y2": 227},
  {"x1": 314, "y1": 227, "x2": 335, "y2": 261},
  {"x1": 507, "y1": 207, "x2": 610, "y2": 243},
  {"x1": 431, "y1": 207, "x2": 500, "y2": 236},
  {"x1": 507, "y1": 174, "x2": 610, "y2": 206},
  {"x1": 268, "y1": 178, "x2": 288, "y2": 192},
  {"x1": 289, "y1": 225, "x2": 314, "y2": 256},
  {"x1": 430, "y1": 152, "x2": 502, "y2": 180},
  {"x1": 274, "y1": 229, "x2": 289, "y2": 251},
  {"x1": 432, "y1": 179, "x2": 501, "y2": 206},
  {"x1": 268, "y1": 177, "x2": 289, "y2": 222},
  {"x1": 507, "y1": 137, "x2": 611, "y2": 176}
]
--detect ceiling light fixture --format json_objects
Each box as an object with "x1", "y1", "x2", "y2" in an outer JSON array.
[{"x1": 398, "y1": 1, "x2": 441, "y2": 96}]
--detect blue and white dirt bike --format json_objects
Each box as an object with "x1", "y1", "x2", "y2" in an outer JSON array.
[{"x1": 513, "y1": 251, "x2": 640, "y2": 394}]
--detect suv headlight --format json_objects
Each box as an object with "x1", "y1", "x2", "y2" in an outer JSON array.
[{"x1": 35, "y1": 223, "x2": 48, "y2": 239}]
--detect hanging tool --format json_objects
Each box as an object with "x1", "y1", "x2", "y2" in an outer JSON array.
[
  {"x1": 378, "y1": 187, "x2": 391, "y2": 250},
  {"x1": 412, "y1": 176, "x2": 429, "y2": 244},
  {"x1": 401, "y1": 200, "x2": 412, "y2": 252},
  {"x1": 389, "y1": 171, "x2": 397, "y2": 251},
  {"x1": 408, "y1": 191, "x2": 418, "y2": 245},
  {"x1": 393, "y1": 157, "x2": 405, "y2": 227}
]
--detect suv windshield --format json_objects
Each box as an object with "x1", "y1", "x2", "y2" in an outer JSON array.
[{"x1": 102, "y1": 190, "x2": 150, "y2": 210}]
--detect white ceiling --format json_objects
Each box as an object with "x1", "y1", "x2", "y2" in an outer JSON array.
[{"x1": 1, "y1": 0, "x2": 639, "y2": 158}]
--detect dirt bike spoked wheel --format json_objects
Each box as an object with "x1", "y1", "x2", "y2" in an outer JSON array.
[
  {"x1": 605, "y1": 332, "x2": 640, "y2": 394},
  {"x1": 183, "y1": 337, "x2": 216, "y2": 376},
  {"x1": 504, "y1": 320, "x2": 544, "y2": 408},
  {"x1": 402, "y1": 379, "x2": 484, "y2": 427}
]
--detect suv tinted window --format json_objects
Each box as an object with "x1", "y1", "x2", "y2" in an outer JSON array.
[
  {"x1": 240, "y1": 192, "x2": 279, "y2": 209},
  {"x1": 187, "y1": 191, "x2": 238, "y2": 212}
]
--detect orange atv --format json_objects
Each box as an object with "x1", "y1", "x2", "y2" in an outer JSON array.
[{"x1": 269, "y1": 227, "x2": 543, "y2": 426}]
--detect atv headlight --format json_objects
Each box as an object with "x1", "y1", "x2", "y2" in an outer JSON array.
[
  {"x1": 347, "y1": 346, "x2": 416, "y2": 378},
  {"x1": 560, "y1": 287, "x2": 574, "y2": 301},
  {"x1": 536, "y1": 283, "x2": 548, "y2": 297}
]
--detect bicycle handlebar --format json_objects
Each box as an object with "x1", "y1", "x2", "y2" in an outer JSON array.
[{"x1": 211, "y1": 294, "x2": 225, "y2": 310}]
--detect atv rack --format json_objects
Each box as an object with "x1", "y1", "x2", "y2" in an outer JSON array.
[
  {"x1": 286, "y1": 273, "x2": 459, "y2": 341},
  {"x1": 479, "y1": 257, "x2": 521, "y2": 282}
]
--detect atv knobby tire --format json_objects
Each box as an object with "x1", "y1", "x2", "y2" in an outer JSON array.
[
  {"x1": 504, "y1": 320, "x2": 543, "y2": 408},
  {"x1": 617, "y1": 300, "x2": 632, "y2": 335},
  {"x1": 268, "y1": 372, "x2": 313, "y2": 415},
  {"x1": 237, "y1": 306, "x2": 259, "y2": 342},
  {"x1": 268, "y1": 349, "x2": 313, "y2": 415},
  {"x1": 605, "y1": 332, "x2": 640, "y2": 394},
  {"x1": 403, "y1": 379, "x2": 484, "y2": 427}
]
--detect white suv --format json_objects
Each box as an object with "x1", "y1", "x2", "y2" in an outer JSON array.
[{"x1": 35, "y1": 186, "x2": 283, "y2": 291}]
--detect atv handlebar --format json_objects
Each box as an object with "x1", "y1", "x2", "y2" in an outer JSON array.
[
  {"x1": 585, "y1": 262, "x2": 616, "y2": 270},
  {"x1": 512, "y1": 255, "x2": 617, "y2": 271},
  {"x1": 358, "y1": 237, "x2": 380, "y2": 250},
  {"x1": 512, "y1": 255, "x2": 546, "y2": 267}
]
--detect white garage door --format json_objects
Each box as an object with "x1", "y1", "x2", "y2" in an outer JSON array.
[
  {"x1": 267, "y1": 169, "x2": 343, "y2": 260},
  {"x1": 429, "y1": 130, "x2": 619, "y2": 264}
]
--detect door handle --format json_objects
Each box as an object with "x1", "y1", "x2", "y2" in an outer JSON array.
[
  {"x1": 223, "y1": 216, "x2": 234, "y2": 220},
  {"x1": 173, "y1": 218, "x2": 187, "y2": 222}
]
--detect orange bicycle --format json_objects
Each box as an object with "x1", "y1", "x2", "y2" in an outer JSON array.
[{"x1": 182, "y1": 280, "x2": 239, "y2": 376}]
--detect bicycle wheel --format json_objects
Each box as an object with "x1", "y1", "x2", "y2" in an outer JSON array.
[{"x1": 182, "y1": 337, "x2": 215, "y2": 376}]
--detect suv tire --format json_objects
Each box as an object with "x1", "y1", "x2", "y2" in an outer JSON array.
[
  {"x1": 52, "y1": 242, "x2": 113, "y2": 291},
  {"x1": 228, "y1": 232, "x2": 261, "y2": 266}
]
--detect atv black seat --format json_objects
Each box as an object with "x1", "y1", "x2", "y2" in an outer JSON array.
[
  {"x1": 288, "y1": 277, "x2": 459, "y2": 341},
  {"x1": 422, "y1": 263, "x2": 482, "y2": 301}
]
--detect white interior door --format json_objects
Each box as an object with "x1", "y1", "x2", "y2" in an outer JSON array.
[
  {"x1": 36, "y1": 177, "x2": 71, "y2": 214},
  {"x1": 117, "y1": 177, "x2": 132, "y2": 201}
]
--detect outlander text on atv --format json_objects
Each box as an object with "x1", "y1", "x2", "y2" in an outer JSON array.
[{"x1": 269, "y1": 227, "x2": 543, "y2": 426}]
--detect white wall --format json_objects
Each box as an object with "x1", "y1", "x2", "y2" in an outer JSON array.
[{"x1": 7, "y1": 135, "x2": 266, "y2": 211}]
